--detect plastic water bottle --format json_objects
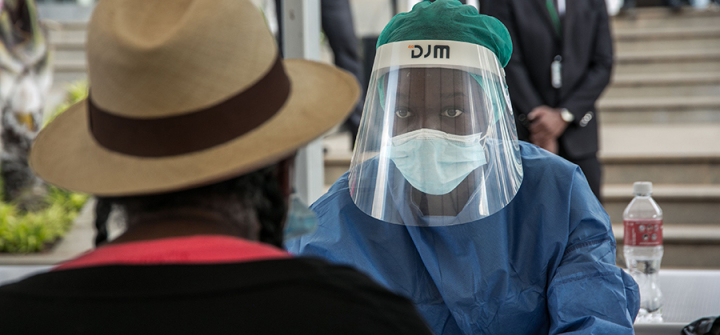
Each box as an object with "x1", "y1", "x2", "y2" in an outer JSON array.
[{"x1": 623, "y1": 182, "x2": 664, "y2": 323}]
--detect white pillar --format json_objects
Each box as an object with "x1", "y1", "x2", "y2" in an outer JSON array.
[
  {"x1": 401, "y1": 0, "x2": 420, "y2": 12},
  {"x1": 281, "y1": 0, "x2": 324, "y2": 205}
]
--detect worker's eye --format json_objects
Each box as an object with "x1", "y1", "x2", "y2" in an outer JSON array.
[
  {"x1": 441, "y1": 108, "x2": 464, "y2": 118},
  {"x1": 395, "y1": 108, "x2": 412, "y2": 119}
]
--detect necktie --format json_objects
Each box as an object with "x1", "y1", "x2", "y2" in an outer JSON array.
[{"x1": 545, "y1": 0, "x2": 562, "y2": 36}]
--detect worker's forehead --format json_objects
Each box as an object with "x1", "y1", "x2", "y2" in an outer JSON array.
[
  {"x1": 390, "y1": 68, "x2": 481, "y2": 96},
  {"x1": 394, "y1": 67, "x2": 475, "y2": 81}
]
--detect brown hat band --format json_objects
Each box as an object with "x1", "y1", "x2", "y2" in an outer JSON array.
[{"x1": 88, "y1": 55, "x2": 291, "y2": 157}]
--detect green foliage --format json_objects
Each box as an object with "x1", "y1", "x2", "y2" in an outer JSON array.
[
  {"x1": 0, "y1": 81, "x2": 90, "y2": 253},
  {"x1": 0, "y1": 186, "x2": 88, "y2": 253}
]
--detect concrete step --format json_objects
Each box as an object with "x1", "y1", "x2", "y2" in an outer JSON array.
[
  {"x1": 598, "y1": 96, "x2": 720, "y2": 124},
  {"x1": 602, "y1": 154, "x2": 720, "y2": 185},
  {"x1": 613, "y1": 224, "x2": 720, "y2": 269},
  {"x1": 612, "y1": 17, "x2": 720, "y2": 31},
  {"x1": 612, "y1": 8, "x2": 720, "y2": 29},
  {"x1": 602, "y1": 184, "x2": 720, "y2": 224},
  {"x1": 600, "y1": 124, "x2": 720, "y2": 157},
  {"x1": 53, "y1": 72, "x2": 87, "y2": 86},
  {"x1": 52, "y1": 21, "x2": 88, "y2": 31},
  {"x1": 52, "y1": 59, "x2": 87, "y2": 86},
  {"x1": 602, "y1": 86, "x2": 720, "y2": 101},
  {"x1": 611, "y1": 48, "x2": 720, "y2": 76},
  {"x1": 599, "y1": 109, "x2": 720, "y2": 124},
  {"x1": 616, "y1": 48, "x2": 720, "y2": 65},
  {"x1": 53, "y1": 59, "x2": 87, "y2": 82},
  {"x1": 50, "y1": 39, "x2": 85, "y2": 52},
  {"x1": 48, "y1": 30, "x2": 86, "y2": 47},
  {"x1": 54, "y1": 58, "x2": 86, "y2": 70},
  {"x1": 616, "y1": 38, "x2": 720, "y2": 53},
  {"x1": 52, "y1": 49, "x2": 87, "y2": 63},
  {"x1": 615, "y1": 6, "x2": 720, "y2": 18},
  {"x1": 614, "y1": 25, "x2": 720, "y2": 42},
  {"x1": 38, "y1": 4, "x2": 94, "y2": 23},
  {"x1": 602, "y1": 72, "x2": 720, "y2": 99},
  {"x1": 612, "y1": 223, "x2": 720, "y2": 245},
  {"x1": 611, "y1": 72, "x2": 720, "y2": 86},
  {"x1": 601, "y1": 71, "x2": 720, "y2": 101},
  {"x1": 598, "y1": 95, "x2": 720, "y2": 116},
  {"x1": 615, "y1": 60, "x2": 720, "y2": 74},
  {"x1": 325, "y1": 154, "x2": 353, "y2": 186}
]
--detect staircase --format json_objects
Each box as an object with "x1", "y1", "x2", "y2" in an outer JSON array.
[
  {"x1": 48, "y1": 21, "x2": 87, "y2": 87},
  {"x1": 602, "y1": 7, "x2": 720, "y2": 268},
  {"x1": 43, "y1": 7, "x2": 720, "y2": 268}
]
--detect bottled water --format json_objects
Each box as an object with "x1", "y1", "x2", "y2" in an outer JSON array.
[{"x1": 623, "y1": 181, "x2": 663, "y2": 323}]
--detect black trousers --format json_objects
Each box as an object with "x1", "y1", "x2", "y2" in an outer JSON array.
[
  {"x1": 319, "y1": 0, "x2": 364, "y2": 143},
  {"x1": 276, "y1": 0, "x2": 364, "y2": 143},
  {"x1": 559, "y1": 147, "x2": 602, "y2": 201}
]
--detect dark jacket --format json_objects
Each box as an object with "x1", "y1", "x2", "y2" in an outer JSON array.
[
  {"x1": 481, "y1": 0, "x2": 613, "y2": 158},
  {"x1": 0, "y1": 258, "x2": 432, "y2": 334}
]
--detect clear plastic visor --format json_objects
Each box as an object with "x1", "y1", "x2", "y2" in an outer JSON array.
[{"x1": 349, "y1": 40, "x2": 523, "y2": 226}]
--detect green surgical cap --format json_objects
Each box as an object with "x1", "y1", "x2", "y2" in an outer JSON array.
[{"x1": 377, "y1": 0, "x2": 512, "y2": 67}]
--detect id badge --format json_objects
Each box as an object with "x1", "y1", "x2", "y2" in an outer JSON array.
[{"x1": 551, "y1": 55, "x2": 562, "y2": 88}]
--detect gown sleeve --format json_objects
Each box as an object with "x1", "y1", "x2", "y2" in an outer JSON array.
[{"x1": 547, "y1": 167, "x2": 640, "y2": 335}]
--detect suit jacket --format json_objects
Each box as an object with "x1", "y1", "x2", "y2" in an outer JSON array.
[{"x1": 480, "y1": 0, "x2": 613, "y2": 159}]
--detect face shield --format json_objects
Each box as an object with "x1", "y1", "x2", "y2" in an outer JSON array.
[{"x1": 349, "y1": 40, "x2": 523, "y2": 226}]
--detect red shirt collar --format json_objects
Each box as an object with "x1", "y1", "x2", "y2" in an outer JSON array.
[{"x1": 55, "y1": 235, "x2": 290, "y2": 271}]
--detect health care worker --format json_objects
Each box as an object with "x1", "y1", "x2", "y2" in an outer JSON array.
[{"x1": 287, "y1": 1, "x2": 640, "y2": 334}]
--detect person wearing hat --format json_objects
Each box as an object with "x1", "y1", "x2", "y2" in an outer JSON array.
[
  {"x1": 0, "y1": 1, "x2": 433, "y2": 334},
  {"x1": 287, "y1": 1, "x2": 640, "y2": 334}
]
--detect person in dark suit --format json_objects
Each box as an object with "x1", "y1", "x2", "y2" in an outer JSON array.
[
  {"x1": 480, "y1": 0, "x2": 613, "y2": 199},
  {"x1": 319, "y1": 0, "x2": 365, "y2": 143},
  {"x1": 276, "y1": 0, "x2": 365, "y2": 144}
]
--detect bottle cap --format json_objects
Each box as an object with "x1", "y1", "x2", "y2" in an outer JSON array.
[{"x1": 633, "y1": 181, "x2": 652, "y2": 195}]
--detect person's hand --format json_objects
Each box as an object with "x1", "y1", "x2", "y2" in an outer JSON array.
[
  {"x1": 527, "y1": 106, "x2": 568, "y2": 152},
  {"x1": 532, "y1": 136, "x2": 559, "y2": 154},
  {"x1": 528, "y1": 106, "x2": 569, "y2": 139},
  {"x1": 528, "y1": 106, "x2": 567, "y2": 154}
]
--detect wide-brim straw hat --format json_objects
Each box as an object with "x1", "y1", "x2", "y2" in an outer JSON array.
[{"x1": 30, "y1": 0, "x2": 359, "y2": 196}]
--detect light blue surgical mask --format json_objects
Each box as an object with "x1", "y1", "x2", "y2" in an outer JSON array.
[
  {"x1": 283, "y1": 194, "x2": 318, "y2": 240},
  {"x1": 388, "y1": 129, "x2": 487, "y2": 195}
]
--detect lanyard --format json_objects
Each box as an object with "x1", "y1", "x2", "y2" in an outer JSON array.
[{"x1": 545, "y1": 0, "x2": 562, "y2": 37}]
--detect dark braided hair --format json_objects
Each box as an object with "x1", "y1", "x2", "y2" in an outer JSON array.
[{"x1": 95, "y1": 164, "x2": 288, "y2": 247}]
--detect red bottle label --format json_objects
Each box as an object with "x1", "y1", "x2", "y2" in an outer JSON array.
[{"x1": 623, "y1": 219, "x2": 663, "y2": 246}]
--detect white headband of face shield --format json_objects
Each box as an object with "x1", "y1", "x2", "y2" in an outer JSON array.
[{"x1": 374, "y1": 40, "x2": 505, "y2": 78}]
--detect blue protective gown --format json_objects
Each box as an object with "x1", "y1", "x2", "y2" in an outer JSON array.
[{"x1": 286, "y1": 142, "x2": 639, "y2": 334}]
